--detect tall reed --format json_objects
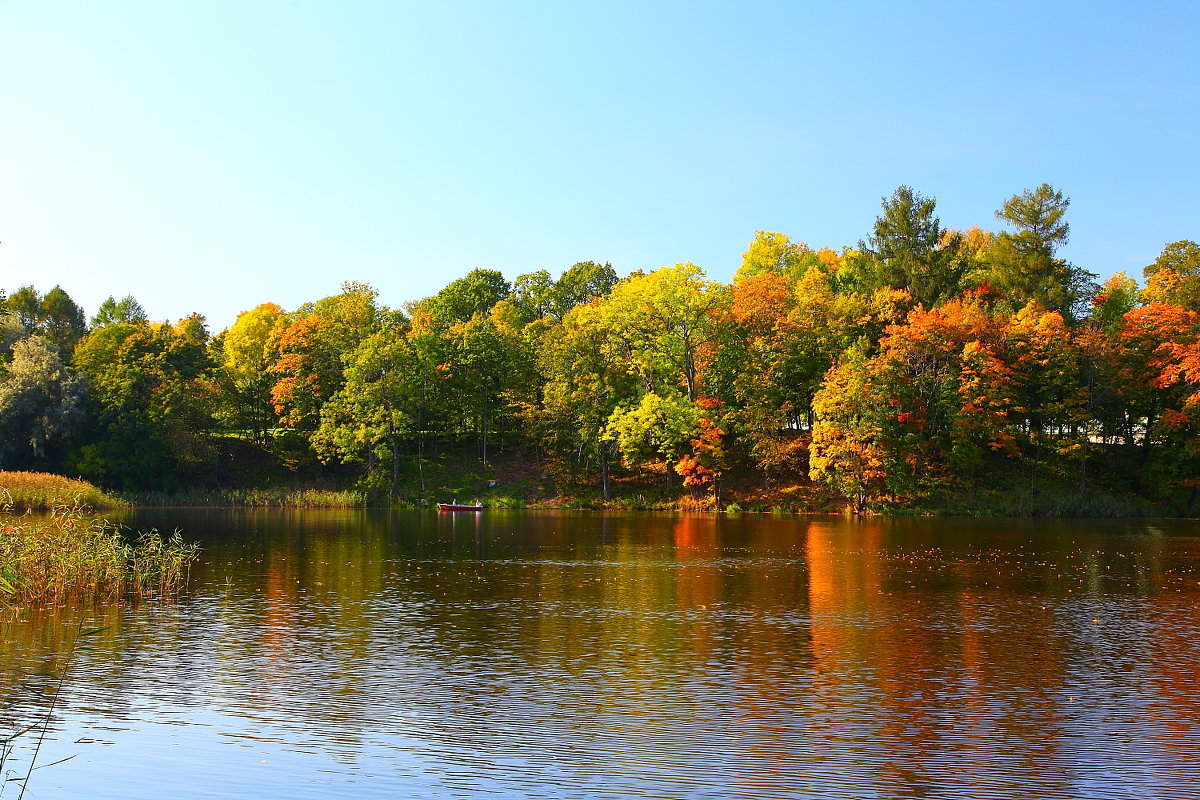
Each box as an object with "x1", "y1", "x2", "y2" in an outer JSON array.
[
  {"x1": 125, "y1": 487, "x2": 367, "y2": 508},
  {"x1": 0, "y1": 508, "x2": 199, "y2": 606}
]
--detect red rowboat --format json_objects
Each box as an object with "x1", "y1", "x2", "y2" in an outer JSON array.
[{"x1": 438, "y1": 500, "x2": 483, "y2": 512}]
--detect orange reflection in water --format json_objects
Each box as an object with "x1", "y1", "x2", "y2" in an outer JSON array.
[
  {"x1": 257, "y1": 553, "x2": 297, "y2": 701},
  {"x1": 802, "y1": 518, "x2": 1076, "y2": 797}
]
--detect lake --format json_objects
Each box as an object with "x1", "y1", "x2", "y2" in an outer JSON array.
[{"x1": 3, "y1": 510, "x2": 1200, "y2": 799}]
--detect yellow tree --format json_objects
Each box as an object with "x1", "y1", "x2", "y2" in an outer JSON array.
[
  {"x1": 543, "y1": 264, "x2": 727, "y2": 492},
  {"x1": 1142, "y1": 240, "x2": 1200, "y2": 311},
  {"x1": 808, "y1": 344, "x2": 898, "y2": 513},
  {"x1": 595, "y1": 263, "x2": 724, "y2": 403},
  {"x1": 733, "y1": 231, "x2": 821, "y2": 282},
  {"x1": 217, "y1": 302, "x2": 286, "y2": 443}
]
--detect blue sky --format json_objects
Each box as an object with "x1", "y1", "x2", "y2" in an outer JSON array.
[{"x1": 2, "y1": 0, "x2": 1197, "y2": 330}]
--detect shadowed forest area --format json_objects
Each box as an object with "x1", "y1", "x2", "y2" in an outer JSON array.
[{"x1": 2, "y1": 184, "x2": 1199, "y2": 515}]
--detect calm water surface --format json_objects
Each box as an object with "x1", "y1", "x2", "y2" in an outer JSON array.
[{"x1": 3, "y1": 511, "x2": 1200, "y2": 799}]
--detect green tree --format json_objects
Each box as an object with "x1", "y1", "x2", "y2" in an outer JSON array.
[
  {"x1": 402, "y1": 306, "x2": 463, "y2": 489},
  {"x1": 997, "y1": 182, "x2": 1069, "y2": 251},
  {"x1": 985, "y1": 183, "x2": 1096, "y2": 320},
  {"x1": 402, "y1": 284, "x2": 536, "y2": 469},
  {"x1": 70, "y1": 319, "x2": 216, "y2": 490},
  {"x1": 440, "y1": 303, "x2": 540, "y2": 467},
  {"x1": 92, "y1": 294, "x2": 148, "y2": 328},
  {"x1": 5, "y1": 285, "x2": 87, "y2": 354},
  {"x1": 536, "y1": 305, "x2": 635, "y2": 499},
  {"x1": 512, "y1": 261, "x2": 620, "y2": 323},
  {"x1": 512, "y1": 270, "x2": 555, "y2": 323},
  {"x1": 855, "y1": 186, "x2": 966, "y2": 308},
  {"x1": 426, "y1": 269, "x2": 511, "y2": 323},
  {"x1": 446, "y1": 313, "x2": 510, "y2": 465},
  {"x1": 40, "y1": 287, "x2": 89, "y2": 352},
  {"x1": 313, "y1": 328, "x2": 415, "y2": 496},
  {"x1": 0, "y1": 337, "x2": 87, "y2": 469},
  {"x1": 6, "y1": 286, "x2": 42, "y2": 331},
  {"x1": 550, "y1": 260, "x2": 618, "y2": 319}
]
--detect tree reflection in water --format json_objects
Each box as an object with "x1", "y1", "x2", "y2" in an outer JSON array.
[{"x1": 1, "y1": 510, "x2": 1197, "y2": 799}]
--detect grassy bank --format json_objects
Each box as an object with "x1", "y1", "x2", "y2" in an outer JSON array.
[
  {"x1": 124, "y1": 487, "x2": 368, "y2": 508},
  {"x1": 0, "y1": 509, "x2": 200, "y2": 606},
  {"x1": 0, "y1": 471, "x2": 126, "y2": 513}
]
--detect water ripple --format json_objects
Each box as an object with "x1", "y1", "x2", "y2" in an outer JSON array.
[{"x1": 2, "y1": 510, "x2": 1198, "y2": 798}]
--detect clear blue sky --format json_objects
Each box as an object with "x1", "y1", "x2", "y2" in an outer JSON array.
[{"x1": 2, "y1": 0, "x2": 1197, "y2": 331}]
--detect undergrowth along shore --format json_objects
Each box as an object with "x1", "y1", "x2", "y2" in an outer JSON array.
[
  {"x1": 119, "y1": 486, "x2": 1165, "y2": 517},
  {"x1": 0, "y1": 508, "x2": 200, "y2": 607},
  {"x1": 126, "y1": 487, "x2": 367, "y2": 508},
  {"x1": 0, "y1": 471, "x2": 1170, "y2": 517}
]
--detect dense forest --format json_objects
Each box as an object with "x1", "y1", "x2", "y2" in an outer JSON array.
[{"x1": 2, "y1": 183, "x2": 1199, "y2": 514}]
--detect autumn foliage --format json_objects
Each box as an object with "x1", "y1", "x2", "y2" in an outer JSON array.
[{"x1": 3, "y1": 187, "x2": 1198, "y2": 514}]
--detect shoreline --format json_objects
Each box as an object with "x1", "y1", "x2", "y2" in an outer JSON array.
[{"x1": 2, "y1": 471, "x2": 1187, "y2": 519}]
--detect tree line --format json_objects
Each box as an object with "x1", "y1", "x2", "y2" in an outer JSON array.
[{"x1": 3, "y1": 183, "x2": 1198, "y2": 513}]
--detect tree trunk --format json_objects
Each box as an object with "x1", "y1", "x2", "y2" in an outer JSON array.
[
  {"x1": 481, "y1": 391, "x2": 489, "y2": 466},
  {"x1": 600, "y1": 444, "x2": 611, "y2": 501},
  {"x1": 1029, "y1": 423, "x2": 1041, "y2": 492},
  {"x1": 391, "y1": 436, "x2": 400, "y2": 500},
  {"x1": 417, "y1": 431, "x2": 426, "y2": 494},
  {"x1": 1078, "y1": 438, "x2": 1088, "y2": 493}
]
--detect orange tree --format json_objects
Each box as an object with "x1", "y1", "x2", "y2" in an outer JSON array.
[{"x1": 1120, "y1": 300, "x2": 1200, "y2": 508}]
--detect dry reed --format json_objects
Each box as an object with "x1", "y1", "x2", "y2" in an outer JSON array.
[
  {"x1": 0, "y1": 508, "x2": 199, "y2": 607},
  {"x1": 0, "y1": 472, "x2": 125, "y2": 513}
]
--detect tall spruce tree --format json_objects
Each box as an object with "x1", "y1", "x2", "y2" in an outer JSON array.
[
  {"x1": 986, "y1": 183, "x2": 1095, "y2": 321},
  {"x1": 857, "y1": 186, "x2": 965, "y2": 308}
]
